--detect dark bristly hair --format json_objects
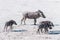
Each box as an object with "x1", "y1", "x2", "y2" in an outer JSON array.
[
  {"x1": 37, "y1": 21, "x2": 54, "y2": 34},
  {"x1": 4, "y1": 20, "x2": 17, "y2": 32},
  {"x1": 21, "y1": 10, "x2": 46, "y2": 25},
  {"x1": 38, "y1": 10, "x2": 46, "y2": 18}
]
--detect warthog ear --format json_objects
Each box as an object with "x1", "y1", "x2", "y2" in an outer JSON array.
[
  {"x1": 49, "y1": 22, "x2": 54, "y2": 27},
  {"x1": 38, "y1": 10, "x2": 43, "y2": 13}
]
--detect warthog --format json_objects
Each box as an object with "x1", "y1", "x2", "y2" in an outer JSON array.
[
  {"x1": 4, "y1": 20, "x2": 17, "y2": 32},
  {"x1": 37, "y1": 21, "x2": 54, "y2": 34},
  {"x1": 21, "y1": 10, "x2": 46, "y2": 25}
]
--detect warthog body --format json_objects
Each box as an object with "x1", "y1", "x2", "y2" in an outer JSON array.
[
  {"x1": 4, "y1": 20, "x2": 17, "y2": 32},
  {"x1": 21, "y1": 10, "x2": 46, "y2": 25},
  {"x1": 37, "y1": 21, "x2": 54, "y2": 34}
]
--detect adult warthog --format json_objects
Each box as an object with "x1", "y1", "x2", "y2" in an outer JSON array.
[{"x1": 21, "y1": 10, "x2": 46, "y2": 25}]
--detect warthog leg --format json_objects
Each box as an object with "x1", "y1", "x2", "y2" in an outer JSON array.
[
  {"x1": 21, "y1": 17, "x2": 24, "y2": 24},
  {"x1": 37, "y1": 28, "x2": 43, "y2": 34},
  {"x1": 34, "y1": 19, "x2": 37, "y2": 25},
  {"x1": 37, "y1": 28, "x2": 40, "y2": 34},
  {"x1": 4, "y1": 26, "x2": 9, "y2": 32},
  {"x1": 44, "y1": 28, "x2": 48, "y2": 34},
  {"x1": 24, "y1": 18, "x2": 26, "y2": 25},
  {"x1": 10, "y1": 26, "x2": 13, "y2": 31},
  {"x1": 21, "y1": 17, "x2": 26, "y2": 25},
  {"x1": 41, "y1": 28, "x2": 43, "y2": 33}
]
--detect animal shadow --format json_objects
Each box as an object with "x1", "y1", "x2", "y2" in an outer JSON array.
[
  {"x1": 49, "y1": 30, "x2": 60, "y2": 35},
  {"x1": 12, "y1": 29, "x2": 27, "y2": 32}
]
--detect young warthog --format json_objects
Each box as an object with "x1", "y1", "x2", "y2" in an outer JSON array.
[
  {"x1": 37, "y1": 21, "x2": 54, "y2": 34},
  {"x1": 4, "y1": 20, "x2": 17, "y2": 32}
]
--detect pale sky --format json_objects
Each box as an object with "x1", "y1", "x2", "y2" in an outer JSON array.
[{"x1": 0, "y1": 0, "x2": 60, "y2": 24}]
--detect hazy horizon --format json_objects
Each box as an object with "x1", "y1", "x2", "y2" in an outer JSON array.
[{"x1": 0, "y1": 0, "x2": 60, "y2": 25}]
